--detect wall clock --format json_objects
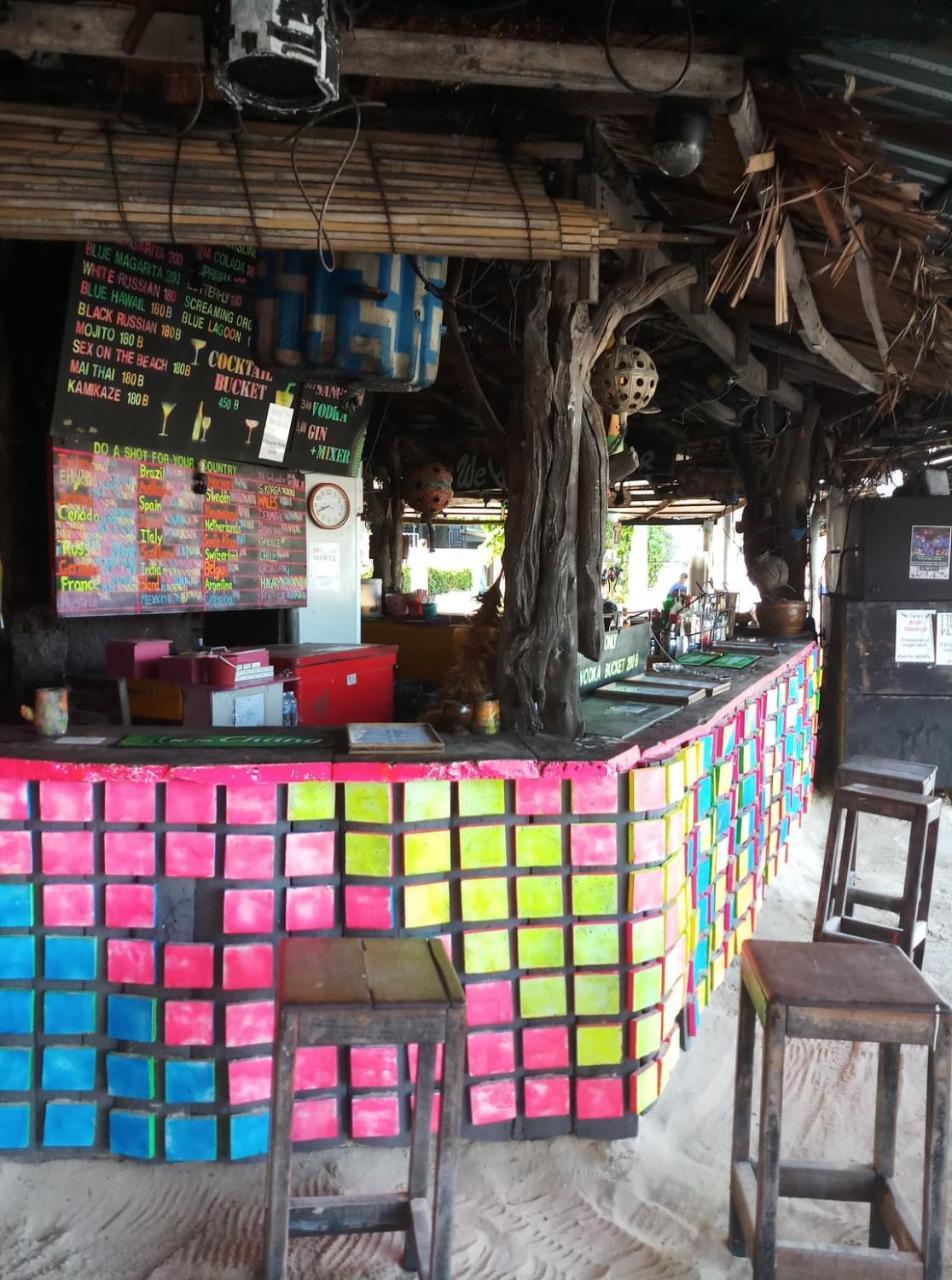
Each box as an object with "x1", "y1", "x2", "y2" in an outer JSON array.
[{"x1": 307, "y1": 482, "x2": 351, "y2": 530}]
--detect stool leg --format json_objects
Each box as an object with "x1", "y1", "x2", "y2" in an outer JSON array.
[
  {"x1": 869, "y1": 1043, "x2": 900, "y2": 1249},
  {"x1": 813, "y1": 793, "x2": 846, "y2": 941},
  {"x1": 729, "y1": 980, "x2": 757, "y2": 1257},
  {"x1": 753, "y1": 1004, "x2": 786, "y2": 1280},
  {"x1": 914, "y1": 816, "x2": 941, "y2": 970},
  {"x1": 263, "y1": 1010, "x2": 298, "y2": 1280},
  {"x1": 403, "y1": 1042, "x2": 438, "y2": 1274},
  {"x1": 844, "y1": 811, "x2": 859, "y2": 918},
  {"x1": 923, "y1": 1017, "x2": 952, "y2": 1280},
  {"x1": 429, "y1": 1008, "x2": 465, "y2": 1280},
  {"x1": 898, "y1": 810, "x2": 928, "y2": 963}
]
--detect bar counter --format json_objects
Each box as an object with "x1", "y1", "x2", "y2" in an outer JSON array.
[{"x1": 0, "y1": 641, "x2": 819, "y2": 1160}]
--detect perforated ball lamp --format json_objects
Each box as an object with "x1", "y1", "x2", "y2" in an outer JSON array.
[
  {"x1": 402, "y1": 464, "x2": 454, "y2": 519},
  {"x1": 591, "y1": 340, "x2": 659, "y2": 422}
]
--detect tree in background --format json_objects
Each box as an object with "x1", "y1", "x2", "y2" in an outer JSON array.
[{"x1": 647, "y1": 525, "x2": 673, "y2": 588}]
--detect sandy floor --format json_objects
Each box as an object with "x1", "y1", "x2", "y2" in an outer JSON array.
[{"x1": 2, "y1": 793, "x2": 950, "y2": 1280}]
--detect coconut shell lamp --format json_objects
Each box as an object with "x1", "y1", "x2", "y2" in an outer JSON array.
[
  {"x1": 591, "y1": 340, "x2": 659, "y2": 423},
  {"x1": 402, "y1": 464, "x2": 454, "y2": 520}
]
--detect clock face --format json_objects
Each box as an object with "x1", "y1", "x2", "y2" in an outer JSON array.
[{"x1": 307, "y1": 482, "x2": 351, "y2": 530}]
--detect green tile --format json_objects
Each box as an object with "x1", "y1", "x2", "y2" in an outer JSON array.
[
  {"x1": 460, "y1": 877, "x2": 510, "y2": 922},
  {"x1": 575, "y1": 972, "x2": 620, "y2": 1016},
  {"x1": 344, "y1": 832, "x2": 392, "y2": 877},
  {"x1": 404, "y1": 881, "x2": 450, "y2": 929},
  {"x1": 287, "y1": 782, "x2": 335, "y2": 821},
  {"x1": 633, "y1": 1009, "x2": 663, "y2": 1059},
  {"x1": 515, "y1": 825, "x2": 563, "y2": 867},
  {"x1": 519, "y1": 975, "x2": 567, "y2": 1019},
  {"x1": 629, "y1": 963, "x2": 662, "y2": 1011},
  {"x1": 573, "y1": 924, "x2": 619, "y2": 967},
  {"x1": 516, "y1": 875, "x2": 563, "y2": 919},
  {"x1": 576, "y1": 1023, "x2": 623, "y2": 1066},
  {"x1": 404, "y1": 829, "x2": 451, "y2": 875},
  {"x1": 517, "y1": 926, "x2": 564, "y2": 970},
  {"x1": 459, "y1": 825, "x2": 508, "y2": 870},
  {"x1": 403, "y1": 781, "x2": 451, "y2": 822},
  {"x1": 571, "y1": 874, "x2": 617, "y2": 916},
  {"x1": 458, "y1": 779, "x2": 507, "y2": 817},
  {"x1": 344, "y1": 783, "x2": 392, "y2": 823},
  {"x1": 630, "y1": 915, "x2": 665, "y2": 964},
  {"x1": 463, "y1": 929, "x2": 510, "y2": 974}
]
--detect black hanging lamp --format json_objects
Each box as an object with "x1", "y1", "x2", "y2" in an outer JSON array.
[
  {"x1": 215, "y1": 0, "x2": 341, "y2": 117},
  {"x1": 652, "y1": 100, "x2": 710, "y2": 178}
]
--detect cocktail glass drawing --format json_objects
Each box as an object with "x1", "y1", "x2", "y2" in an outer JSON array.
[
  {"x1": 159, "y1": 401, "x2": 175, "y2": 438},
  {"x1": 201, "y1": 415, "x2": 211, "y2": 443},
  {"x1": 275, "y1": 384, "x2": 295, "y2": 408},
  {"x1": 244, "y1": 418, "x2": 260, "y2": 446},
  {"x1": 190, "y1": 338, "x2": 208, "y2": 366}
]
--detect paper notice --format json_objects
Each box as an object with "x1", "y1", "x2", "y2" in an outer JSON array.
[
  {"x1": 895, "y1": 609, "x2": 935, "y2": 664},
  {"x1": 258, "y1": 402, "x2": 294, "y2": 463},
  {"x1": 233, "y1": 691, "x2": 265, "y2": 727},
  {"x1": 936, "y1": 614, "x2": 952, "y2": 666},
  {"x1": 310, "y1": 543, "x2": 341, "y2": 593}
]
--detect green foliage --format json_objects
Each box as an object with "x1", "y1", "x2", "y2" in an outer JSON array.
[
  {"x1": 428, "y1": 567, "x2": 473, "y2": 595},
  {"x1": 647, "y1": 525, "x2": 673, "y2": 588},
  {"x1": 481, "y1": 524, "x2": 506, "y2": 560},
  {"x1": 401, "y1": 564, "x2": 411, "y2": 593},
  {"x1": 613, "y1": 524, "x2": 634, "y2": 602}
]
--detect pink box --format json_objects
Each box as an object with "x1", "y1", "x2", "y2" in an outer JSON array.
[
  {"x1": 164, "y1": 943, "x2": 214, "y2": 989},
  {"x1": 0, "y1": 782, "x2": 29, "y2": 821},
  {"x1": 165, "y1": 1000, "x2": 214, "y2": 1046},
  {"x1": 157, "y1": 653, "x2": 206, "y2": 683},
  {"x1": 286, "y1": 886, "x2": 335, "y2": 932},
  {"x1": 223, "y1": 943, "x2": 273, "y2": 990},
  {"x1": 343, "y1": 885, "x2": 393, "y2": 931},
  {"x1": 285, "y1": 831, "x2": 335, "y2": 878},
  {"x1": 570, "y1": 775, "x2": 618, "y2": 815},
  {"x1": 0, "y1": 831, "x2": 32, "y2": 875},
  {"x1": 104, "y1": 782, "x2": 156, "y2": 825},
  {"x1": 294, "y1": 1046, "x2": 338, "y2": 1092},
  {"x1": 202, "y1": 648, "x2": 270, "y2": 687},
  {"x1": 223, "y1": 889, "x2": 274, "y2": 934},
  {"x1": 570, "y1": 824, "x2": 617, "y2": 866},
  {"x1": 515, "y1": 777, "x2": 562, "y2": 816},
  {"x1": 224, "y1": 835, "x2": 275, "y2": 880},
  {"x1": 107, "y1": 939, "x2": 155, "y2": 985},
  {"x1": 522, "y1": 1026, "x2": 570, "y2": 1071},
  {"x1": 165, "y1": 782, "x2": 217, "y2": 825},
  {"x1": 351, "y1": 1094, "x2": 400, "y2": 1139},
  {"x1": 41, "y1": 831, "x2": 93, "y2": 876},
  {"x1": 105, "y1": 639, "x2": 172, "y2": 679},
  {"x1": 225, "y1": 1000, "x2": 275, "y2": 1047},
  {"x1": 43, "y1": 883, "x2": 94, "y2": 927},
  {"x1": 350, "y1": 1046, "x2": 398, "y2": 1088},
  {"x1": 165, "y1": 832, "x2": 216, "y2": 878},
  {"x1": 228, "y1": 1056, "x2": 272, "y2": 1104},
  {"x1": 226, "y1": 785, "x2": 277, "y2": 826},
  {"x1": 39, "y1": 782, "x2": 93, "y2": 823},
  {"x1": 105, "y1": 884, "x2": 155, "y2": 929},
  {"x1": 292, "y1": 1098, "x2": 338, "y2": 1142},
  {"x1": 103, "y1": 832, "x2": 155, "y2": 877},
  {"x1": 470, "y1": 1079, "x2": 517, "y2": 1126},
  {"x1": 466, "y1": 1031, "x2": 514, "y2": 1078},
  {"x1": 576, "y1": 1076, "x2": 623, "y2": 1120},
  {"x1": 525, "y1": 1075, "x2": 570, "y2": 1119}
]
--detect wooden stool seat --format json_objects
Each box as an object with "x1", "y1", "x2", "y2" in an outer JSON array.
[
  {"x1": 264, "y1": 938, "x2": 466, "y2": 1280},
  {"x1": 836, "y1": 755, "x2": 937, "y2": 795},
  {"x1": 729, "y1": 940, "x2": 952, "y2": 1280},
  {"x1": 813, "y1": 783, "x2": 942, "y2": 969}
]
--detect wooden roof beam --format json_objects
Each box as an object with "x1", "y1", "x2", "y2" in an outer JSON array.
[{"x1": 0, "y1": 3, "x2": 203, "y2": 62}]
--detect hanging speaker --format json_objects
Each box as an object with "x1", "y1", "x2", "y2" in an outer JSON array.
[{"x1": 215, "y1": 0, "x2": 341, "y2": 117}]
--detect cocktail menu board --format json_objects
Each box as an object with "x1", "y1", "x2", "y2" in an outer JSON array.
[{"x1": 52, "y1": 442, "x2": 306, "y2": 616}]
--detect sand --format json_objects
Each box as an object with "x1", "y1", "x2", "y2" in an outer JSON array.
[{"x1": 1, "y1": 792, "x2": 950, "y2": 1279}]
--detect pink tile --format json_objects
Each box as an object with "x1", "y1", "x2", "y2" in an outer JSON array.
[
  {"x1": 407, "y1": 1043, "x2": 444, "y2": 1084},
  {"x1": 164, "y1": 943, "x2": 214, "y2": 989},
  {"x1": 43, "y1": 883, "x2": 94, "y2": 927},
  {"x1": 351, "y1": 1094, "x2": 401, "y2": 1139},
  {"x1": 105, "y1": 884, "x2": 155, "y2": 929},
  {"x1": 515, "y1": 777, "x2": 562, "y2": 816},
  {"x1": 350, "y1": 1046, "x2": 398, "y2": 1088},
  {"x1": 292, "y1": 1097, "x2": 338, "y2": 1142},
  {"x1": 223, "y1": 889, "x2": 274, "y2": 934},
  {"x1": 165, "y1": 781, "x2": 217, "y2": 824},
  {"x1": 570, "y1": 775, "x2": 618, "y2": 814},
  {"x1": 576, "y1": 1076, "x2": 624, "y2": 1120},
  {"x1": 165, "y1": 1000, "x2": 214, "y2": 1046},
  {"x1": 223, "y1": 943, "x2": 274, "y2": 990},
  {"x1": 667, "y1": 807, "x2": 685, "y2": 850},
  {"x1": 522, "y1": 1026, "x2": 570, "y2": 1071},
  {"x1": 0, "y1": 782, "x2": 29, "y2": 820},
  {"x1": 630, "y1": 767, "x2": 667, "y2": 813},
  {"x1": 570, "y1": 824, "x2": 617, "y2": 866},
  {"x1": 228, "y1": 1056, "x2": 272, "y2": 1104},
  {"x1": 343, "y1": 885, "x2": 393, "y2": 931},
  {"x1": 103, "y1": 831, "x2": 155, "y2": 877},
  {"x1": 224, "y1": 835, "x2": 275, "y2": 880},
  {"x1": 630, "y1": 867, "x2": 664, "y2": 913},
  {"x1": 106, "y1": 939, "x2": 155, "y2": 985},
  {"x1": 663, "y1": 902, "x2": 681, "y2": 951},
  {"x1": 465, "y1": 980, "x2": 513, "y2": 1028},
  {"x1": 39, "y1": 782, "x2": 92, "y2": 823},
  {"x1": 164, "y1": 832, "x2": 216, "y2": 878},
  {"x1": 226, "y1": 784, "x2": 277, "y2": 825},
  {"x1": 630, "y1": 818, "x2": 666, "y2": 866},
  {"x1": 41, "y1": 831, "x2": 93, "y2": 876},
  {"x1": 225, "y1": 999, "x2": 275, "y2": 1047},
  {"x1": 470, "y1": 1078, "x2": 517, "y2": 1126},
  {"x1": 104, "y1": 782, "x2": 155, "y2": 825},
  {"x1": 467, "y1": 1031, "x2": 515, "y2": 1078},
  {"x1": 285, "y1": 831, "x2": 335, "y2": 878},
  {"x1": 0, "y1": 831, "x2": 31, "y2": 875},
  {"x1": 294, "y1": 1046, "x2": 338, "y2": 1091},
  {"x1": 286, "y1": 886, "x2": 335, "y2": 932},
  {"x1": 662, "y1": 937, "x2": 687, "y2": 992},
  {"x1": 525, "y1": 1075, "x2": 570, "y2": 1118}
]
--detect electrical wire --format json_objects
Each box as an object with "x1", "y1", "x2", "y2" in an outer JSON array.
[{"x1": 603, "y1": 0, "x2": 694, "y2": 98}]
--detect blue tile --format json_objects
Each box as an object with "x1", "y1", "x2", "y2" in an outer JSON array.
[
  {"x1": 0, "y1": 936, "x2": 35, "y2": 980},
  {"x1": 43, "y1": 1101, "x2": 97, "y2": 1148},
  {"x1": 0, "y1": 988, "x2": 33, "y2": 1034},
  {"x1": 165, "y1": 1059, "x2": 215, "y2": 1104},
  {"x1": 230, "y1": 1110, "x2": 270, "y2": 1160},
  {"x1": 106, "y1": 995, "x2": 156, "y2": 1043},
  {"x1": 0, "y1": 884, "x2": 33, "y2": 928},
  {"x1": 0, "y1": 1047, "x2": 32, "y2": 1092},
  {"x1": 165, "y1": 1114, "x2": 217, "y2": 1162},
  {"x1": 0, "y1": 1103, "x2": 30, "y2": 1149},
  {"x1": 44, "y1": 936, "x2": 97, "y2": 981},
  {"x1": 44, "y1": 991, "x2": 96, "y2": 1036},
  {"x1": 109, "y1": 1110, "x2": 155, "y2": 1160},
  {"x1": 106, "y1": 1053, "x2": 154, "y2": 1101},
  {"x1": 41, "y1": 1047, "x2": 96, "y2": 1092}
]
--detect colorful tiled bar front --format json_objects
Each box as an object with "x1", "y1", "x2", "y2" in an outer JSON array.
[{"x1": 0, "y1": 646, "x2": 819, "y2": 1158}]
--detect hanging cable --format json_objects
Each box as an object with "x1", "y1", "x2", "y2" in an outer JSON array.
[{"x1": 603, "y1": 0, "x2": 694, "y2": 98}]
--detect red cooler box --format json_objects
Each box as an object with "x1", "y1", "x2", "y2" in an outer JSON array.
[{"x1": 268, "y1": 644, "x2": 398, "y2": 727}]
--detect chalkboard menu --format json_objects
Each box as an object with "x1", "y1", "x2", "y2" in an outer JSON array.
[
  {"x1": 51, "y1": 242, "x2": 370, "y2": 475},
  {"x1": 52, "y1": 442, "x2": 307, "y2": 616}
]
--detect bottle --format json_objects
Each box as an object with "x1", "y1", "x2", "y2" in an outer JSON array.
[{"x1": 282, "y1": 689, "x2": 298, "y2": 727}]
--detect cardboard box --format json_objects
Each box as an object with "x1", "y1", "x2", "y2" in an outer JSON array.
[
  {"x1": 106, "y1": 640, "x2": 173, "y2": 680},
  {"x1": 127, "y1": 679, "x2": 184, "y2": 723},
  {"x1": 182, "y1": 681, "x2": 284, "y2": 728}
]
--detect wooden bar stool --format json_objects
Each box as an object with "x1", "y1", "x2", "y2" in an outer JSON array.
[
  {"x1": 836, "y1": 755, "x2": 937, "y2": 795},
  {"x1": 729, "y1": 940, "x2": 952, "y2": 1280},
  {"x1": 263, "y1": 937, "x2": 466, "y2": 1280},
  {"x1": 813, "y1": 782, "x2": 942, "y2": 969}
]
